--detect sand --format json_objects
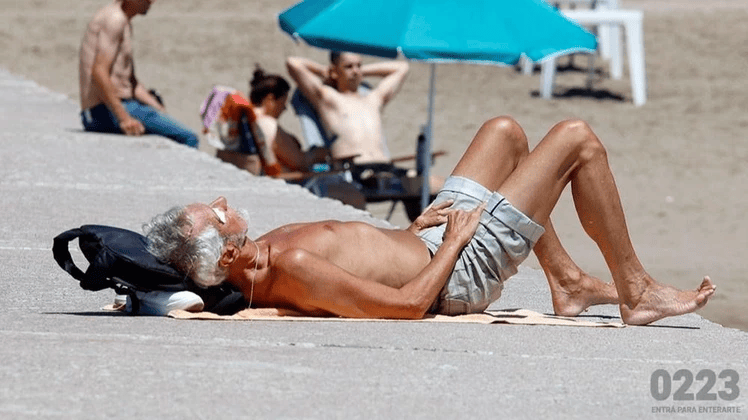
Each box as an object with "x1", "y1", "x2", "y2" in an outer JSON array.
[{"x1": 1, "y1": 0, "x2": 746, "y2": 331}]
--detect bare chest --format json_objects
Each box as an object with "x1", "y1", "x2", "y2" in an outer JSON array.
[
  {"x1": 267, "y1": 222, "x2": 431, "y2": 287},
  {"x1": 320, "y1": 97, "x2": 388, "y2": 160}
]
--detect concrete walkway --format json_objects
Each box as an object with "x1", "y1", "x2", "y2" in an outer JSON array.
[{"x1": 1, "y1": 69, "x2": 745, "y2": 419}]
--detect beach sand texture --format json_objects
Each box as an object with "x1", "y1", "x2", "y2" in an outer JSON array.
[{"x1": 1, "y1": 0, "x2": 746, "y2": 330}]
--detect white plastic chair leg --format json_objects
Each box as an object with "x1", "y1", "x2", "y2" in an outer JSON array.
[{"x1": 540, "y1": 59, "x2": 556, "y2": 99}]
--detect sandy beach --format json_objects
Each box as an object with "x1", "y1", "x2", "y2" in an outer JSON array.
[{"x1": 1, "y1": 0, "x2": 746, "y2": 331}]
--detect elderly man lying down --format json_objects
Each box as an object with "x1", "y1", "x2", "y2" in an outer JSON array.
[{"x1": 144, "y1": 116, "x2": 714, "y2": 325}]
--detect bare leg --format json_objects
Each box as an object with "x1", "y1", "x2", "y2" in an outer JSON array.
[
  {"x1": 535, "y1": 221, "x2": 618, "y2": 316},
  {"x1": 497, "y1": 119, "x2": 715, "y2": 325},
  {"x1": 451, "y1": 117, "x2": 617, "y2": 315}
]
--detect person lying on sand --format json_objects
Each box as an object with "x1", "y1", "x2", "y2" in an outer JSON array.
[{"x1": 144, "y1": 116, "x2": 715, "y2": 325}]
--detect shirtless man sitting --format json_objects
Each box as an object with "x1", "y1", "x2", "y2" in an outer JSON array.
[
  {"x1": 286, "y1": 52, "x2": 408, "y2": 163},
  {"x1": 79, "y1": 0, "x2": 198, "y2": 147},
  {"x1": 287, "y1": 52, "x2": 443, "y2": 204},
  {"x1": 144, "y1": 116, "x2": 715, "y2": 325}
]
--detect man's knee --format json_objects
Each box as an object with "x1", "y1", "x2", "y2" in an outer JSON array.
[
  {"x1": 553, "y1": 119, "x2": 605, "y2": 161},
  {"x1": 481, "y1": 116, "x2": 523, "y2": 137},
  {"x1": 478, "y1": 116, "x2": 528, "y2": 154}
]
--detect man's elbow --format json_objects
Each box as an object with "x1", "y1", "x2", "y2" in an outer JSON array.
[
  {"x1": 394, "y1": 295, "x2": 429, "y2": 320},
  {"x1": 286, "y1": 57, "x2": 301, "y2": 75},
  {"x1": 398, "y1": 61, "x2": 410, "y2": 75}
]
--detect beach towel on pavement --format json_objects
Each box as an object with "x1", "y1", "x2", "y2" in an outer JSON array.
[{"x1": 167, "y1": 307, "x2": 625, "y2": 328}]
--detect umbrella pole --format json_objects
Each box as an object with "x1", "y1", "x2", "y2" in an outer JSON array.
[{"x1": 420, "y1": 63, "x2": 436, "y2": 211}]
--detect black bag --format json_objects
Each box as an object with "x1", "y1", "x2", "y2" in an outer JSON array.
[{"x1": 53, "y1": 225, "x2": 246, "y2": 315}]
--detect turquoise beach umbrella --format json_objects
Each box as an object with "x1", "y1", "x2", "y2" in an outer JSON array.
[{"x1": 279, "y1": 0, "x2": 597, "y2": 209}]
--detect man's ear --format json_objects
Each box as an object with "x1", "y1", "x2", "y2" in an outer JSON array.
[
  {"x1": 328, "y1": 64, "x2": 338, "y2": 80},
  {"x1": 219, "y1": 244, "x2": 238, "y2": 267}
]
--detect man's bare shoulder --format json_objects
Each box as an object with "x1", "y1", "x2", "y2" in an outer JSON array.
[{"x1": 89, "y1": 3, "x2": 128, "y2": 33}]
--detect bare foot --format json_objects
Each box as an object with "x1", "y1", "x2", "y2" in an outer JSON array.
[
  {"x1": 619, "y1": 276, "x2": 716, "y2": 325},
  {"x1": 548, "y1": 271, "x2": 619, "y2": 317}
]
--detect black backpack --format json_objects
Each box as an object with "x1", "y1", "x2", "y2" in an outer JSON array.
[{"x1": 53, "y1": 225, "x2": 246, "y2": 315}]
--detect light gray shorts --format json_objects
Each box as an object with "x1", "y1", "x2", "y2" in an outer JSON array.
[{"x1": 418, "y1": 176, "x2": 545, "y2": 315}]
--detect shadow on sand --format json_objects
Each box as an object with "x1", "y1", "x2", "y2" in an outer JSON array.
[{"x1": 531, "y1": 87, "x2": 626, "y2": 103}]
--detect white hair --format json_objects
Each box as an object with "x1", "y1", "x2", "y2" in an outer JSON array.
[{"x1": 144, "y1": 205, "x2": 250, "y2": 288}]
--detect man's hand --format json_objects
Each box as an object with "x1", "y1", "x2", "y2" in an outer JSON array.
[
  {"x1": 119, "y1": 115, "x2": 145, "y2": 135},
  {"x1": 134, "y1": 84, "x2": 166, "y2": 113},
  {"x1": 442, "y1": 202, "x2": 486, "y2": 248},
  {"x1": 406, "y1": 199, "x2": 454, "y2": 235}
]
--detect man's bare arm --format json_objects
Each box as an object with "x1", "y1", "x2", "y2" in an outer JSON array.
[
  {"x1": 91, "y1": 14, "x2": 144, "y2": 135},
  {"x1": 276, "y1": 203, "x2": 485, "y2": 319},
  {"x1": 364, "y1": 60, "x2": 409, "y2": 107},
  {"x1": 133, "y1": 79, "x2": 165, "y2": 113},
  {"x1": 286, "y1": 56, "x2": 330, "y2": 109}
]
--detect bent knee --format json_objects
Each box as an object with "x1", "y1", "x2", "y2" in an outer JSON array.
[
  {"x1": 481, "y1": 116, "x2": 522, "y2": 136},
  {"x1": 554, "y1": 119, "x2": 606, "y2": 160},
  {"x1": 480, "y1": 116, "x2": 528, "y2": 151},
  {"x1": 554, "y1": 119, "x2": 594, "y2": 137}
]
